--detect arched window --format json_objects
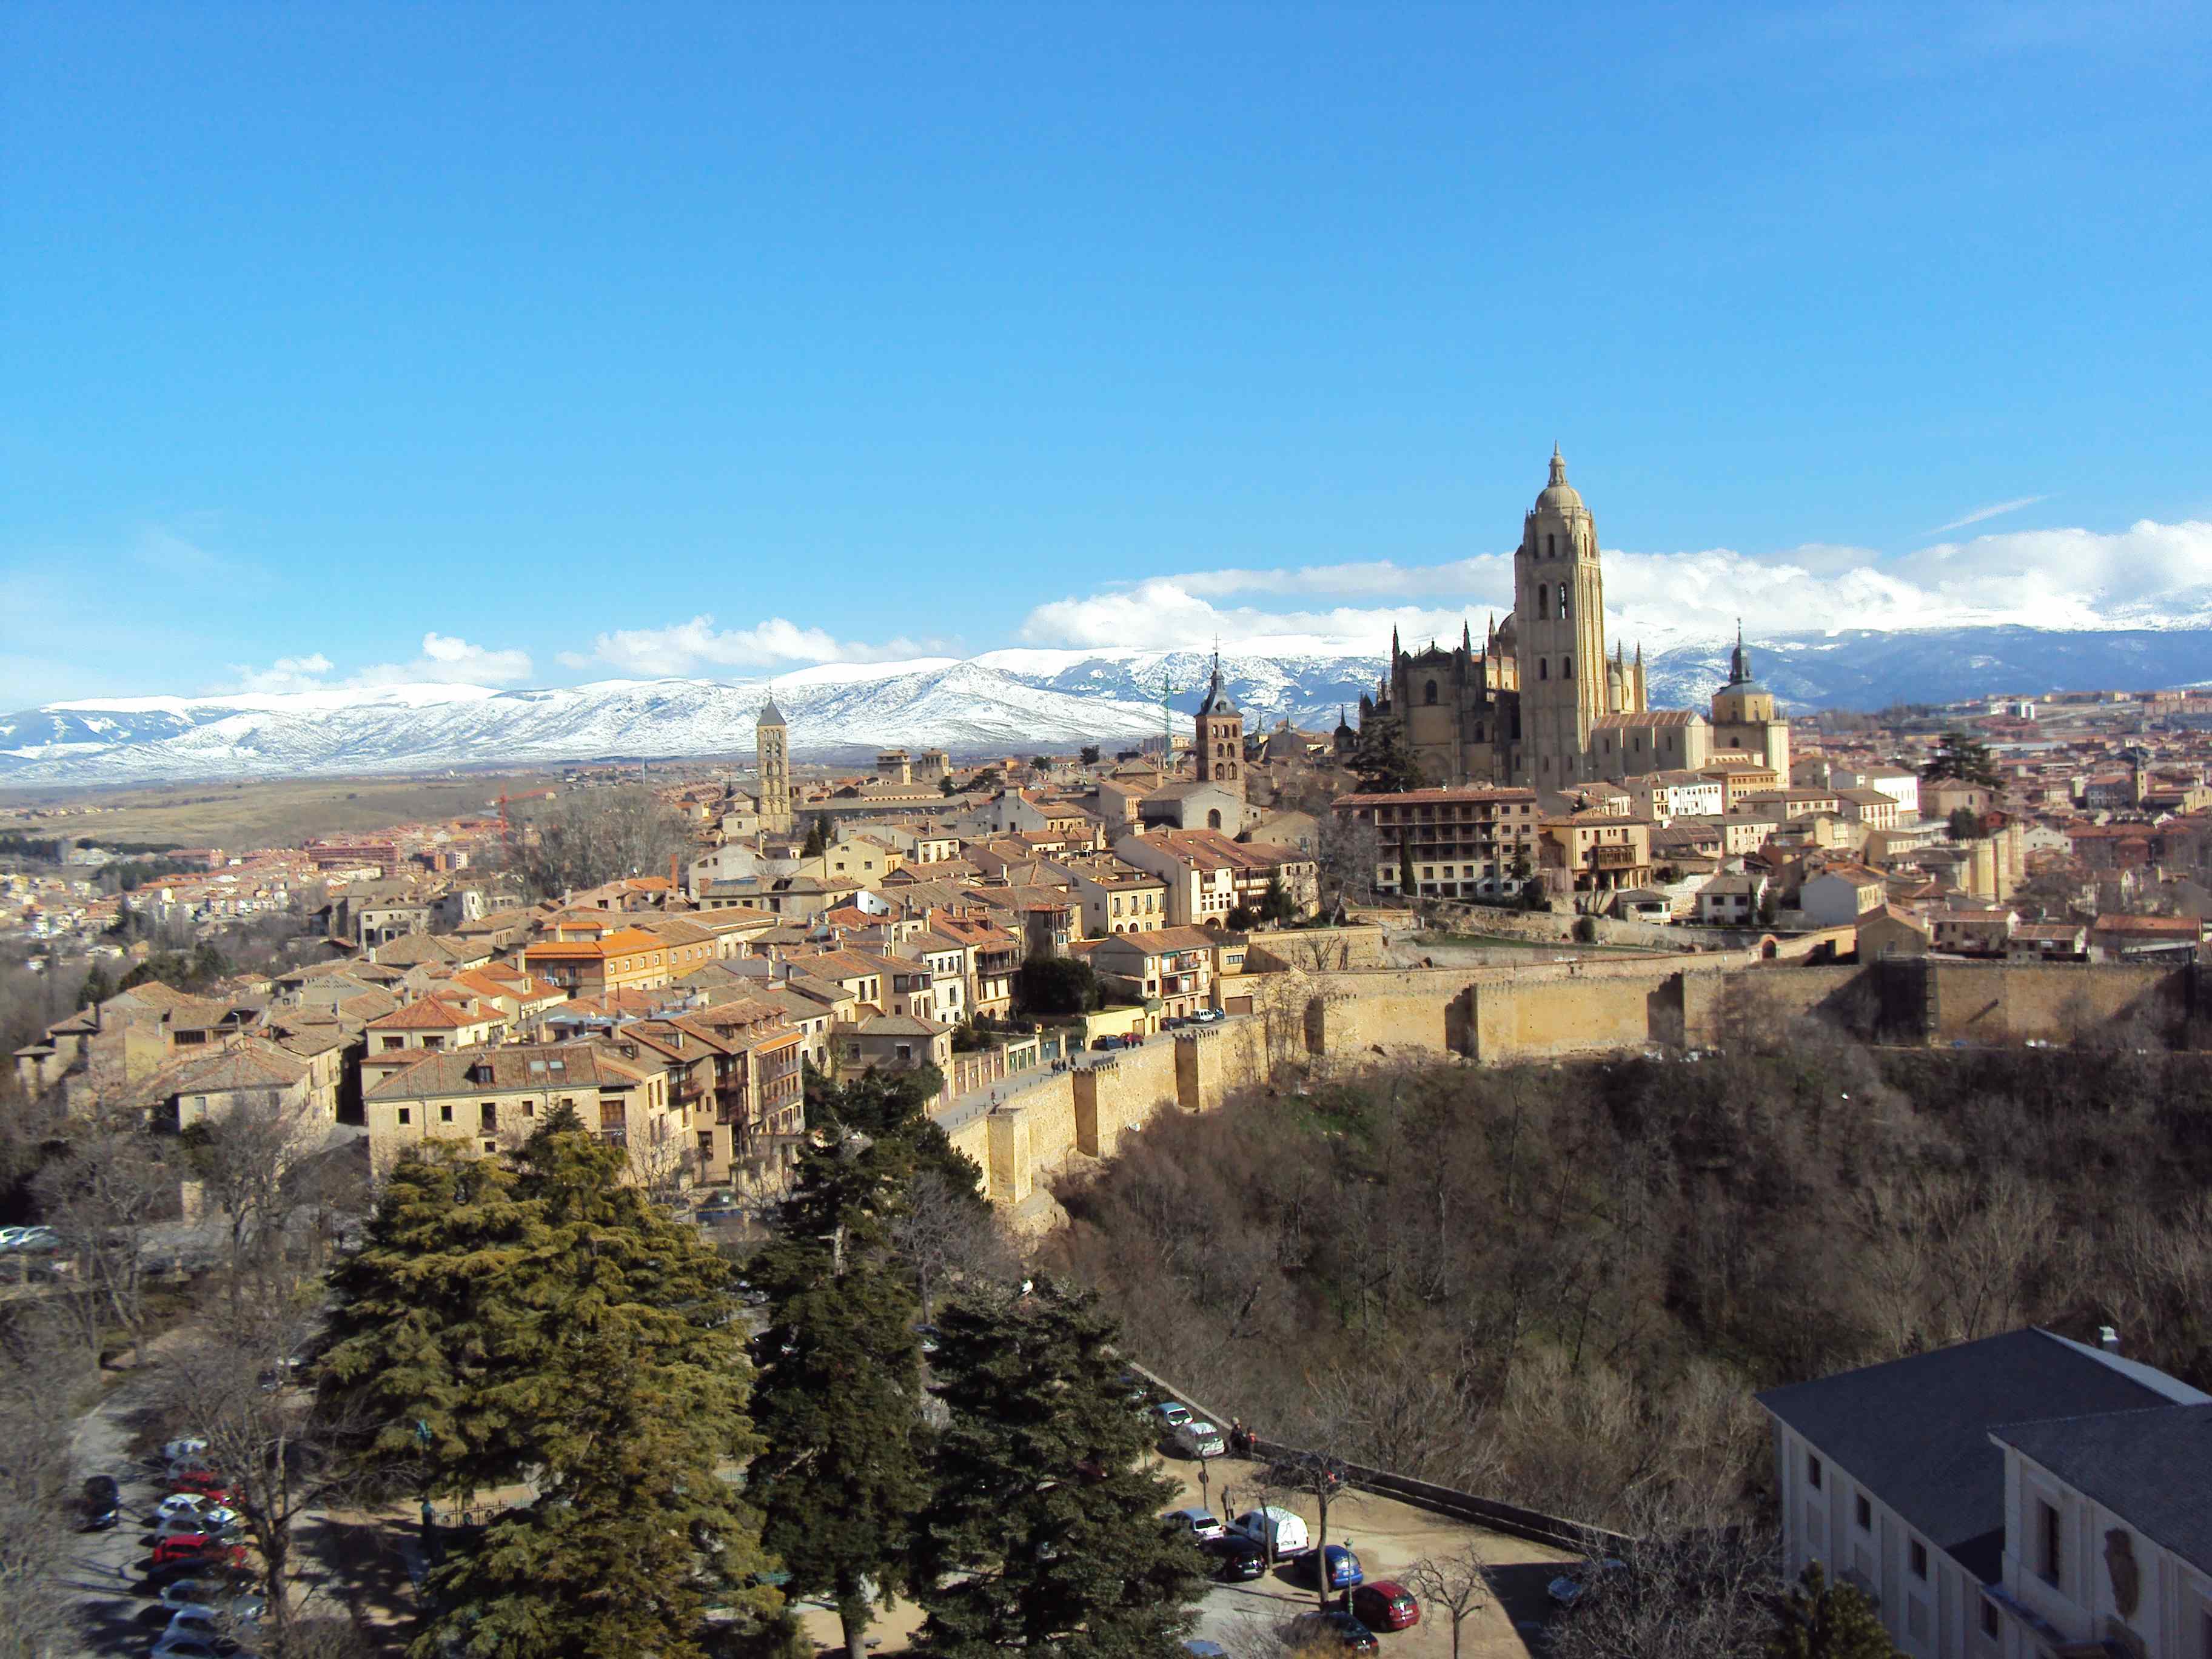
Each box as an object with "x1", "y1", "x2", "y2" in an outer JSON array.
[
  {"x1": 1560, "y1": 587, "x2": 1572, "y2": 622},
  {"x1": 1538, "y1": 658, "x2": 1549, "y2": 681},
  {"x1": 1546, "y1": 533, "x2": 1556, "y2": 557},
  {"x1": 1207, "y1": 808, "x2": 1222, "y2": 830},
  {"x1": 1424, "y1": 679, "x2": 1438, "y2": 705},
  {"x1": 1537, "y1": 584, "x2": 1550, "y2": 620},
  {"x1": 1563, "y1": 655, "x2": 1574, "y2": 680},
  {"x1": 1473, "y1": 722, "x2": 1484, "y2": 742}
]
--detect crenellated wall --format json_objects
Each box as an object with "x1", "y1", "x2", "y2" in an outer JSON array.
[{"x1": 943, "y1": 957, "x2": 2207, "y2": 1217}]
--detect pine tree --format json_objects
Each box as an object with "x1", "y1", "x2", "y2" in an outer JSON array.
[
  {"x1": 1921, "y1": 730, "x2": 2002, "y2": 790},
  {"x1": 749, "y1": 1128, "x2": 929, "y2": 1659},
  {"x1": 1766, "y1": 1562, "x2": 1898, "y2": 1659},
  {"x1": 814, "y1": 1065, "x2": 985, "y2": 1213},
  {"x1": 320, "y1": 1121, "x2": 779, "y2": 1659},
  {"x1": 912, "y1": 1278, "x2": 1206, "y2": 1657},
  {"x1": 1350, "y1": 719, "x2": 1428, "y2": 794},
  {"x1": 1258, "y1": 872, "x2": 1297, "y2": 926}
]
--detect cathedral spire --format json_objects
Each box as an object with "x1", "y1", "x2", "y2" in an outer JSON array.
[
  {"x1": 1729, "y1": 618, "x2": 1753, "y2": 686},
  {"x1": 1549, "y1": 442, "x2": 1567, "y2": 487}
]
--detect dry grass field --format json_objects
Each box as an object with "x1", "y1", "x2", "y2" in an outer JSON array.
[{"x1": 0, "y1": 771, "x2": 569, "y2": 852}]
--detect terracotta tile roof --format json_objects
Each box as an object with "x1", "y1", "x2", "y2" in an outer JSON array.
[{"x1": 365, "y1": 1042, "x2": 647, "y2": 1101}]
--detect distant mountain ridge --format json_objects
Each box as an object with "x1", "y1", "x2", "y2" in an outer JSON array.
[{"x1": 3, "y1": 626, "x2": 2206, "y2": 786}]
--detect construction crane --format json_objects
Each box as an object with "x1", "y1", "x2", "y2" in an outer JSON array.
[{"x1": 490, "y1": 788, "x2": 557, "y2": 848}]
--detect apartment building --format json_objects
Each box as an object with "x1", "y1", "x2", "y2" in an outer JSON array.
[
  {"x1": 363, "y1": 1042, "x2": 669, "y2": 1181},
  {"x1": 1088, "y1": 927, "x2": 1218, "y2": 1022},
  {"x1": 1331, "y1": 786, "x2": 1540, "y2": 901}
]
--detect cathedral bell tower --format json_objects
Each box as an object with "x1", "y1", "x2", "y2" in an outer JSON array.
[{"x1": 1513, "y1": 446, "x2": 1609, "y2": 783}]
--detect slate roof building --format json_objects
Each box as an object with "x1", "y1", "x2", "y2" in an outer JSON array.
[{"x1": 1757, "y1": 1327, "x2": 2211, "y2": 1658}]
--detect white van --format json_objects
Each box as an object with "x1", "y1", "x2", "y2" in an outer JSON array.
[{"x1": 1228, "y1": 1506, "x2": 1309, "y2": 1557}]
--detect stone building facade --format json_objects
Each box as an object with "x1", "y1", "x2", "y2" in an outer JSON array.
[
  {"x1": 1358, "y1": 449, "x2": 1788, "y2": 791},
  {"x1": 756, "y1": 697, "x2": 792, "y2": 835}
]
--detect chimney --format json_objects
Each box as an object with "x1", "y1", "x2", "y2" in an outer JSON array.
[
  {"x1": 2099, "y1": 1325, "x2": 2122, "y2": 1355},
  {"x1": 670, "y1": 851, "x2": 680, "y2": 892}
]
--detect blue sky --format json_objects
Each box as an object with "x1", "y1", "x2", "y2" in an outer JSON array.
[{"x1": 4, "y1": 2, "x2": 2209, "y2": 707}]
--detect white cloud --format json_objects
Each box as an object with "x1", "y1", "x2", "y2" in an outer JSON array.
[
  {"x1": 1933, "y1": 495, "x2": 2049, "y2": 533},
  {"x1": 220, "y1": 635, "x2": 534, "y2": 694},
  {"x1": 1019, "y1": 519, "x2": 2212, "y2": 655},
  {"x1": 225, "y1": 653, "x2": 335, "y2": 694},
  {"x1": 352, "y1": 634, "x2": 534, "y2": 687},
  {"x1": 576, "y1": 614, "x2": 952, "y2": 677}
]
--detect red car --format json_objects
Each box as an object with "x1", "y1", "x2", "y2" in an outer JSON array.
[
  {"x1": 1351, "y1": 1581, "x2": 1421, "y2": 1632},
  {"x1": 152, "y1": 1533, "x2": 249, "y2": 1570},
  {"x1": 169, "y1": 1472, "x2": 235, "y2": 1500}
]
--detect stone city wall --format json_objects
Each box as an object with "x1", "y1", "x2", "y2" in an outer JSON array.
[{"x1": 944, "y1": 956, "x2": 2205, "y2": 1216}]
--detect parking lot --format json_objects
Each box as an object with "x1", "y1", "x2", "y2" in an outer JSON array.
[
  {"x1": 1165, "y1": 1455, "x2": 1578, "y2": 1659},
  {"x1": 788, "y1": 1446, "x2": 1578, "y2": 1658}
]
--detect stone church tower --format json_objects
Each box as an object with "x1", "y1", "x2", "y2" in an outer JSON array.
[
  {"x1": 1515, "y1": 446, "x2": 1610, "y2": 784},
  {"x1": 1194, "y1": 652, "x2": 1245, "y2": 803},
  {"x1": 755, "y1": 697, "x2": 792, "y2": 835}
]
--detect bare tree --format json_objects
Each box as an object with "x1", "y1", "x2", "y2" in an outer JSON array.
[
  {"x1": 1312, "y1": 812, "x2": 1378, "y2": 920},
  {"x1": 159, "y1": 1300, "x2": 355, "y2": 1650},
  {"x1": 186, "y1": 1090, "x2": 355, "y2": 1312},
  {"x1": 516, "y1": 785, "x2": 692, "y2": 900},
  {"x1": 0, "y1": 1309, "x2": 82, "y2": 1659},
  {"x1": 892, "y1": 1168, "x2": 1018, "y2": 1323},
  {"x1": 35, "y1": 1096, "x2": 178, "y2": 1366},
  {"x1": 1403, "y1": 1538, "x2": 1490, "y2": 1659},
  {"x1": 1547, "y1": 1495, "x2": 1778, "y2": 1659}
]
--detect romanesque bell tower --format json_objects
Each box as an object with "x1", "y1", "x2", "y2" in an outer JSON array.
[
  {"x1": 1194, "y1": 652, "x2": 1245, "y2": 805},
  {"x1": 1513, "y1": 446, "x2": 1610, "y2": 783},
  {"x1": 756, "y1": 697, "x2": 793, "y2": 835}
]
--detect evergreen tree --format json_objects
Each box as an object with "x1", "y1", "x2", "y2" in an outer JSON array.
[
  {"x1": 911, "y1": 1279, "x2": 1206, "y2": 1657},
  {"x1": 803, "y1": 815, "x2": 832, "y2": 857},
  {"x1": 1349, "y1": 719, "x2": 1428, "y2": 794},
  {"x1": 75, "y1": 962, "x2": 114, "y2": 1010},
  {"x1": 1766, "y1": 1562, "x2": 1898, "y2": 1659},
  {"x1": 1921, "y1": 731, "x2": 2002, "y2": 790},
  {"x1": 749, "y1": 1128, "x2": 929, "y2": 1659},
  {"x1": 1258, "y1": 872, "x2": 1298, "y2": 927},
  {"x1": 813, "y1": 1065, "x2": 985, "y2": 1213},
  {"x1": 1399, "y1": 830, "x2": 1420, "y2": 904},
  {"x1": 320, "y1": 1120, "x2": 779, "y2": 1659}
]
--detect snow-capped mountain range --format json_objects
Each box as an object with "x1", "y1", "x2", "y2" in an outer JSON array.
[{"x1": 4, "y1": 628, "x2": 2208, "y2": 786}]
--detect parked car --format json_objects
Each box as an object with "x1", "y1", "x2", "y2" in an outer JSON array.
[
  {"x1": 168, "y1": 1470, "x2": 235, "y2": 1500},
  {"x1": 161, "y1": 1578, "x2": 249, "y2": 1613},
  {"x1": 79, "y1": 1474, "x2": 120, "y2": 1531},
  {"x1": 163, "y1": 1437, "x2": 212, "y2": 1469},
  {"x1": 1151, "y1": 1401, "x2": 1191, "y2": 1432},
  {"x1": 1295, "y1": 1543, "x2": 1363, "y2": 1590},
  {"x1": 156, "y1": 1493, "x2": 215, "y2": 1523},
  {"x1": 1546, "y1": 1557, "x2": 1629, "y2": 1608},
  {"x1": 1090, "y1": 1034, "x2": 1127, "y2": 1051},
  {"x1": 1173, "y1": 1418, "x2": 1227, "y2": 1459},
  {"x1": 152, "y1": 1534, "x2": 249, "y2": 1571},
  {"x1": 1160, "y1": 1507, "x2": 1225, "y2": 1542},
  {"x1": 1185, "y1": 1644, "x2": 1229, "y2": 1658},
  {"x1": 1286, "y1": 1610, "x2": 1378, "y2": 1654},
  {"x1": 158, "y1": 1506, "x2": 243, "y2": 1538},
  {"x1": 0, "y1": 1225, "x2": 58, "y2": 1253},
  {"x1": 1202, "y1": 1533, "x2": 1269, "y2": 1582},
  {"x1": 1191, "y1": 1008, "x2": 1225, "y2": 1024},
  {"x1": 151, "y1": 1638, "x2": 227, "y2": 1659},
  {"x1": 1351, "y1": 1581, "x2": 1421, "y2": 1632},
  {"x1": 1228, "y1": 1506, "x2": 1309, "y2": 1557}
]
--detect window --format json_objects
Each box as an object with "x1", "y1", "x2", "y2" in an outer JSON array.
[
  {"x1": 1546, "y1": 532, "x2": 1556, "y2": 556},
  {"x1": 481, "y1": 1102, "x2": 497, "y2": 1128},
  {"x1": 1425, "y1": 679, "x2": 1438, "y2": 705},
  {"x1": 1537, "y1": 584, "x2": 1550, "y2": 620},
  {"x1": 1560, "y1": 587, "x2": 1572, "y2": 620},
  {"x1": 2037, "y1": 1498, "x2": 2060, "y2": 1584},
  {"x1": 1909, "y1": 1539, "x2": 1927, "y2": 1580},
  {"x1": 1980, "y1": 1600, "x2": 2000, "y2": 1640},
  {"x1": 482, "y1": 1139, "x2": 497, "y2": 1154},
  {"x1": 1539, "y1": 659, "x2": 1549, "y2": 680},
  {"x1": 440, "y1": 1104, "x2": 454, "y2": 1124},
  {"x1": 397, "y1": 1107, "x2": 412, "y2": 1125},
  {"x1": 1563, "y1": 655, "x2": 1574, "y2": 680},
  {"x1": 1855, "y1": 1493, "x2": 1871, "y2": 1532}
]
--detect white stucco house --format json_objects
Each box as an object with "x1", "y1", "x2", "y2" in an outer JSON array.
[{"x1": 1757, "y1": 1327, "x2": 2212, "y2": 1659}]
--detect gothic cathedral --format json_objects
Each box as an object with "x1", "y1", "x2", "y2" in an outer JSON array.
[{"x1": 1356, "y1": 449, "x2": 1788, "y2": 789}]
